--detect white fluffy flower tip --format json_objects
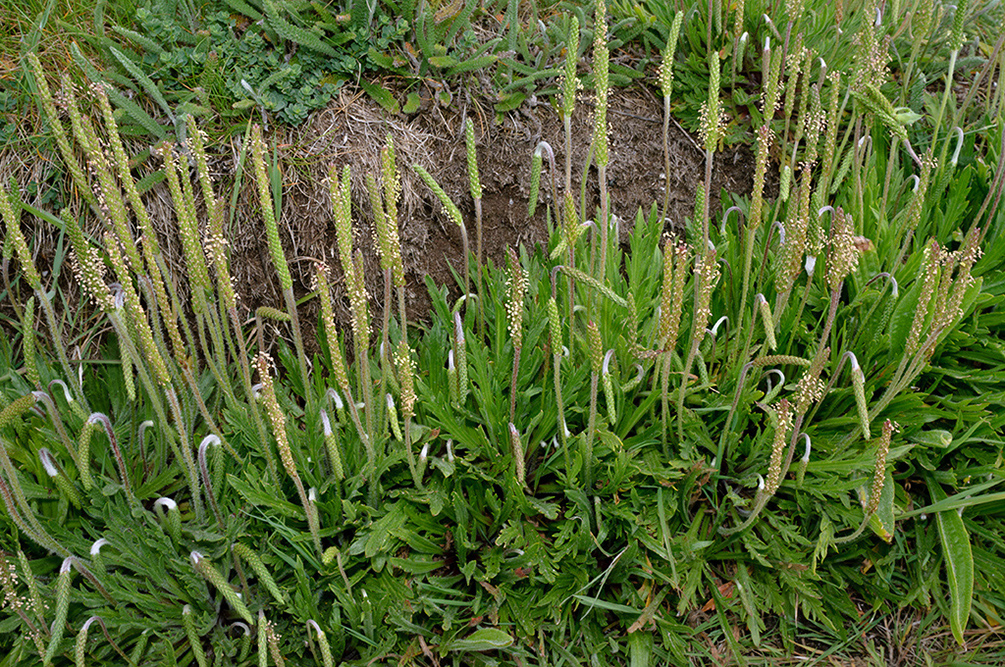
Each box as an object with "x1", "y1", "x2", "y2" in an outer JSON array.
[
  {"x1": 87, "y1": 412, "x2": 110, "y2": 428},
  {"x1": 49, "y1": 379, "x2": 75, "y2": 403},
  {"x1": 90, "y1": 538, "x2": 110, "y2": 556},
  {"x1": 190, "y1": 551, "x2": 203, "y2": 564},
  {"x1": 327, "y1": 389, "x2": 344, "y2": 410},
  {"x1": 154, "y1": 497, "x2": 177, "y2": 511},
  {"x1": 60, "y1": 557, "x2": 74, "y2": 574},
  {"x1": 39, "y1": 449, "x2": 59, "y2": 477}
]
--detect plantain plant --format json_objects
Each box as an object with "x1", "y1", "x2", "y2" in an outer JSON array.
[{"x1": 1, "y1": 1, "x2": 1004, "y2": 664}]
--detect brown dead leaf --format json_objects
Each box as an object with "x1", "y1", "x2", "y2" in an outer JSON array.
[{"x1": 700, "y1": 581, "x2": 735, "y2": 612}]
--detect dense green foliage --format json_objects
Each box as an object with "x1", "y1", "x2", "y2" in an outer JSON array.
[{"x1": 2, "y1": 0, "x2": 1005, "y2": 665}]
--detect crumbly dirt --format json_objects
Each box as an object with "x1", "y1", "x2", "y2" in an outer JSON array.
[{"x1": 1, "y1": 84, "x2": 756, "y2": 356}]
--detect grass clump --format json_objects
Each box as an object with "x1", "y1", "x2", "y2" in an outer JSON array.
[{"x1": 1, "y1": 0, "x2": 1005, "y2": 665}]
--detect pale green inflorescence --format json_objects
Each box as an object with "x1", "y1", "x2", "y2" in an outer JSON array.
[
  {"x1": 560, "y1": 16, "x2": 580, "y2": 120},
  {"x1": 251, "y1": 125, "x2": 293, "y2": 292},
  {"x1": 766, "y1": 399, "x2": 792, "y2": 495},
  {"x1": 593, "y1": 0, "x2": 610, "y2": 167}
]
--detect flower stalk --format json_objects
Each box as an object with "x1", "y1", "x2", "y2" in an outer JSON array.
[{"x1": 258, "y1": 354, "x2": 322, "y2": 554}]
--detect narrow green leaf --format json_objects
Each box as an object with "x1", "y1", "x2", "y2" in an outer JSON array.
[
  {"x1": 929, "y1": 478, "x2": 974, "y2": 645},
  {"x1": 227, "y1": 474, "x2": 302, "y2": 518},
  {"x1": 446, "y1": 55, "x2": 498, "y2": 77},
  {"x1": 359, "y1": 80, "x2": 400, "y2": 114},
  {"x1": 110, "y1": 25, "x2": 165, "y2": 54},
  {"x1": 572, "y1": 594, "x2": 639, "y2": 615},
  {"x1": 494, "y1": 92, "x2": 526, "y2": 112},
  {"x1": 109, "y1": 46, "x2": 175, "y2": 120},
  {"x1": 71, "y1": 44, "x2": 167, "y2": 139},
  {"x1": 449, "y1": 628, "x2": 513, "y2": 651},
  {"x1": 427, "y1": 55, "x2": 458, "y2": 68}
]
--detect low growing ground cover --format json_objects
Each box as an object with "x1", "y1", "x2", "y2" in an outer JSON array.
[{"x1": 2, "y1": 0, "x2": 1005, "y2": 665}]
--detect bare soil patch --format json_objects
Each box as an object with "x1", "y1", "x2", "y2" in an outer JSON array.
[{"x1": 232, "y1": 85, "x2": 755, "y2": 346}]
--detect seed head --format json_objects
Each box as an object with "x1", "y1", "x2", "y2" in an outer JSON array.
[
  {"x1": 658, "y1": 11, "x2": 684, "y2": 98},
  {"x1": 766, "y1": 399, "x2": 792, "y2": 494},
  {"x1": 560, "y1": 16, "x2": 581, "y2": 119},
  {"x1": 506, "y1": 248, "x2": 527, "y2": 350},
  {"x1": 396, "y1": 340, "x2": 416, "y2": 418},
  {"x1": 827, "y1": 207, "x2": 860, "y2": 291},
  {"x1": 464, "y1": 118, "x2": 482, "y2": 200},
  {"x1": 867, "y1": 420, "x2": 897, "y2": 516}
]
